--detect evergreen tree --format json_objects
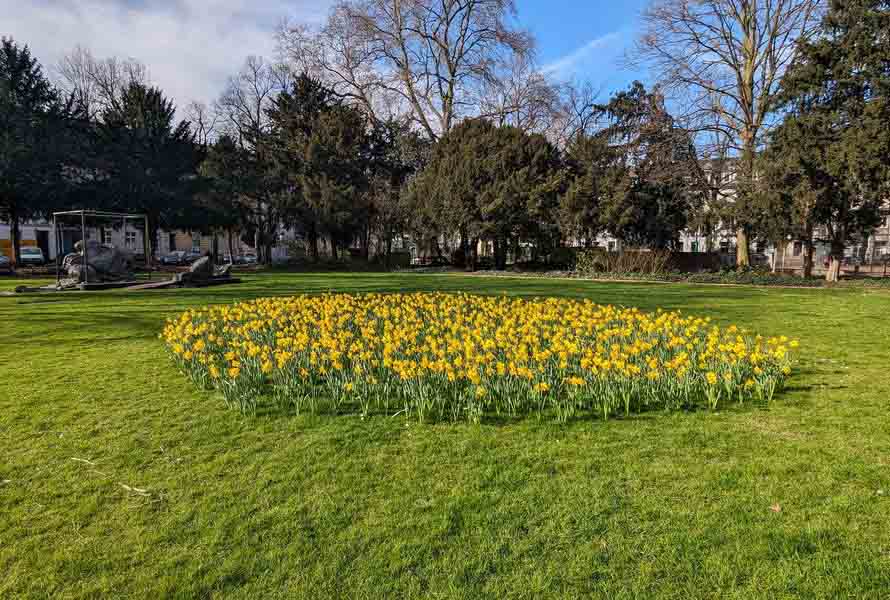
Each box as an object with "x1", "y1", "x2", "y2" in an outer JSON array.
[
  {"x1": 407, "y1": 118, "x2": 562, "y2": 270},
  {"x1": 597, "y1": 82, "x2": 701, "y2": 250},
  {"x1": 266, "y1": 74, "x2": 373, "y2": 261},
  {"x1": 94, "y1": 82, "x2": 201, "y2": 254},
  {"x1": 0, "y1": 37, "x2": 69, "y2": 265},
  {"x1": 769, "y1": 0, "x2": 890, "y2": 281},
  {"x1": 196, "y1": 134, "x2": 256, "y2": 260},
  {"x1": 365, "y1": 120, "x2": 431, "y2": 264},
  {"x1": 559, "y1": 134, "x2": 612, "y2": 247}
]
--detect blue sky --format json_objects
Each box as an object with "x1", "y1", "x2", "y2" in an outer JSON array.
[
  {"x1": 518, "y1": 0, "x2": 651, "y2": 96},
  {"x1": 3, "y1": 0, "x2": 651, "y2": 108}
]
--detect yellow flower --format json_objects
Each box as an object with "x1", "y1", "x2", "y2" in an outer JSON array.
[{"x1": 163, "y1": 293, "x2": 796, "y2": 422}]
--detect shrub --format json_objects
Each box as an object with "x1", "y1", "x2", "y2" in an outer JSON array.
[
  {"x1": 547, "y1": 247, "x2": 578, "y2": 269},
  {"x1": 162, "y1": 293, "x2": 798, "y2": 423},
  {"x1": 576, "y1": 249, "x2": 673, "y2": 276}
]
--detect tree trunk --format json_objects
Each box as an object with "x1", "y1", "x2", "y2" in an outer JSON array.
[
  {"x1": 736, "y1": 227, "x2": 750, "y2": 268},
  {"x1": 361, "y1": 223, "x2": 370, "y2": 261},
  {"x1": 458, "y1": 228, "x2": 469, "y2": 269},
  {"x1": 856, "y1": 234, "x2": 869, "y2": 274},
  {"x1": 10, "y1": 210, "x2": 22, "y2": 267},
  {"x1": 228, "y1": 229, "x2": 235, "y2": 263},
  {"x1": 493, "y1": 236, "x2": 502, "y2": 270},
  {"x1": 308, "y1": 229, "x2": 319, "y2": 262},
  {"x1": 803, "y1": 241, "x2": 814, "y2": 279},
  {"x1": 826, "y1": 241, "x2": 844, "y2": 282},
  {"x1": 736, "y1": 132, "x2": 756, "y2": 268},
  {"x1": 468, "y1": 238, "x2": 479, "y2": 272}
]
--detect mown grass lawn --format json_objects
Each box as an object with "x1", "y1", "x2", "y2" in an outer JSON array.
[{"x1": 1, "y1": 272, "x2": 889, "y2": 599}]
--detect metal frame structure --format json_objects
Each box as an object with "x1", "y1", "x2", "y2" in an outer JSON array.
[{"x1": 52, "y1": 210, "x2": 151, "y2": 288}]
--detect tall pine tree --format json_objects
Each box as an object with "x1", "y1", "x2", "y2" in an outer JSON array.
[
  {"x1": 95, "y1": 82, "x2": 200, "y2": 255},
  {"x1": 266, "y1": 74, "x2": 373, "y2": 261},
  {"x1": 0, "y1": 38, "x2": 69, "y2": 265},
  {"x1": 769, "y1": 0, "x2": 890, "y2": 281}
]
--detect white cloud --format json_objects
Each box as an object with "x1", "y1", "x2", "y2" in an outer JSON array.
[
  {"x1": 542, "y1": 30, "x2": 627, "y2": 79},
  {"x1": 1, "y1": 0, "x2": 332, "y2": 109}
]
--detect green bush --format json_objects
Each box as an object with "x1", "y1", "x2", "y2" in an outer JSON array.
[{"x1": 547, "y1": 247, "x2": 578, "y2": 269}]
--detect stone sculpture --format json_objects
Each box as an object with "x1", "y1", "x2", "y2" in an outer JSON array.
[
  {"x1": 59, "y1": 240, "x2": 133, "y2": 287},
  {"x1": 174, "y1": 256, "x2": 233, "y2": 286}
]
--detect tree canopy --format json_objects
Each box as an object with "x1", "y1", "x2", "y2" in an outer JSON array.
[{"x1": 763, "y1": 0, "x2": 890, "y2": 280}]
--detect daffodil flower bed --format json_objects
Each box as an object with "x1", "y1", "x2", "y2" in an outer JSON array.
[{"x1": 161, "y1": 293, "x2": 797, "y2": 422}]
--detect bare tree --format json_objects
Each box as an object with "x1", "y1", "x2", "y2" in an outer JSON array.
[
  {"x1": 215, "y1": 55, "x2": 290, "y2": 146},
  {"x1": 278, "y1": 7, "x2": 402, "y2": 122},
  {"x1": 213, "y1": 56, "x2": 292, "y2": 264},
  {"x1": 477, "y1": 52, "x2": 562, "y2": 135},
  {"x1": 280, "y1": 0, "x2": 534, "y2": 139},
  {"x1": 55, "y1": 45, "x2": 148, "y2": 118},
  {"x1": 184, "y1": 101, "x2": 218, "y2": 147},
  {"x1": 632, "y1": 0, "x2": 823, "y2": 266},
  {"x1": 547, "y1": 79, "x2": 605, "y2": 148}
]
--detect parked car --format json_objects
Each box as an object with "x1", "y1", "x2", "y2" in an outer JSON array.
[
  {"x1": 161, "y1": 250, "x2": 187, "y2": 265},
  {"x1": 411, "y1": 255, "x2": 450, "y2": 267},
  {"x1": 238, "y1": 253, "x2": 258, "y2": 265},
  {"x1": 184, "y1": 250, "x2": 205, "y2": 263},
  {"x1": 0, "y1": 254, "x2": 12, "y2": 273},
  {"x1": 19, "y1": 246, "x2": 46, "y2": 266}
]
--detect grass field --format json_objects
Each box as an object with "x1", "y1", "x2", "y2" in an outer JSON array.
[{"x1": 2, "y1": 272, "x2": 889, "y2": 598}]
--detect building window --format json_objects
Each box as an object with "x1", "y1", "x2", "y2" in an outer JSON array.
[
  {"x1": 607, "y1": 241, "x2": 617, "y2": 252},
  {"x1": 793, "y1": 241, "x2": 803, "y2": 257},
  {"x1": 125, "y1": 231, "x2": 137, "y2": 249},
  {"x1": 876, "y1": 241, "x2": 888, "y2": 255},
  {"x1": 719, "y1": 240, "x2": 730, "y2": 253},
  {"x1": 102, "y1": 230, "x2": 113, "y2": 246},
  {"x1": 691, "y1": 241, "x2": 699, "y2": 253}
]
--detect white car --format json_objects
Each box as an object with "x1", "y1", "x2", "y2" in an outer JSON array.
[{"x1": 19, "y1": 247, "x2": 46, "y2": 266}]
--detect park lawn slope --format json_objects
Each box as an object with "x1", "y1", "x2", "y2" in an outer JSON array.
[{"x1": 1, "y1": 272, "x2": 889, "y2": 598}]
